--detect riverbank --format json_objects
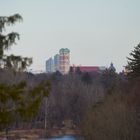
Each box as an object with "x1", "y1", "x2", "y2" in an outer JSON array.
[
  {"x1": 47, "y1": 128, "x2": 81, "y2": 138},
  {"x1": 0, "y1": 128, "x2": 82, "y2": 140},
  {"x1": 0, "y1": 129, "x2": 44, "y2": 140}
]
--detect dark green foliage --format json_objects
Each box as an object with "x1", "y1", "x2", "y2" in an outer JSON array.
[
  {"x1": 81, "y1": 72, "x2": 92, "y2": 84},
  {"x1": 101, "y1": 69, "x2": 118, "y2": 94},
  {"x1": 0, "y1": 14, "x2": 32, "y2": 71},
  {"x1": 0, "y1": 80, "x2": 51, "y2": 129},
  {"x1": 0, "y1": 82, "x2": 26, "y2": 128},
  {"x1": 127, "y1": 43, "x2": 140, "y2": 78},
  {"x1": 0, "y1": 14, "x2": 51, "y2": 130},
  {"x1": 0, "y1": 14, "x2": 22, "y2": 56},
  {"x1": 4, "y1": 55, "x2": 32, "y2": 71},
  {"x1": 0, "y1": 14, "x2": 22, "y2": 31}
]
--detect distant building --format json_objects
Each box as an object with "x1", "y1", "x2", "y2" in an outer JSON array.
[
  {"x1": 79, "y1": 66, "x2": 99, "y2": 73},
  {"x1": 45, "y1": 48, "x2": 70, "y2": 75},
  {"x1": 45, "y1": 49, "x2": 112, "y2": 75},
  {"x1": 54, "y1": 54, "x2": 60, "y2": 72},
  {"x1": 59, "y1": 48, "x2": 70, "y2": 75},
  {"x1": 109, "y1": 62, "x2": 116, "y2": 72},
  {"x1": 70, "y1": 65, "x2": 106, "y2": 74},
  {"x1": 46, "y1": 57, "x2": 54, "y2": 73}
]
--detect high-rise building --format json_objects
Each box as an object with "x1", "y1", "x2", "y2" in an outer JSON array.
[
  {"x1": 46, "y1": 57, "x2": 54, "y2": 73},
  {"x1": 54, "y1": 54, "x2": 60, "y2": 72},
  {"x1": 59, "y1": 48, "x2": 70, "y2": 75},
  {"x1": 45, "y1": 48, "x2": 70, "y2": 74}
]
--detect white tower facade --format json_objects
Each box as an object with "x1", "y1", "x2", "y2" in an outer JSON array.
[{"x1": 59, "y1": 48, "x2": 70, "y2": 75}]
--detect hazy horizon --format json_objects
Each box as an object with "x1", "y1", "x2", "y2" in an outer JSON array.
[{"x1": 1, "y1": 0, "x2": 140, "y2": 72}]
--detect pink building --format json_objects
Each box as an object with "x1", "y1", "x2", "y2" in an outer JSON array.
[{"x1": 59, "y1": 48, "x2": 70, "y2": 75}]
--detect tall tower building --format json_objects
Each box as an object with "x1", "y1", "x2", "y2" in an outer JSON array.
[
  {"x1": 45, "y1": 48, "x2": 70, "y2": 74},
  {"x1": 54, "y1": 54, "x2": 60, "y2": 72},
  {"x1": 46, "y1": 57, "x2": 54, "y2": 73},
  {"x1": 59, "y1": 48, "x2": 70, "y2": 75}
]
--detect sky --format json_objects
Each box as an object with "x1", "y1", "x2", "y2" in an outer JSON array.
[{"x1": 0, "y1": 0, "x2": 140, "y2": 72}]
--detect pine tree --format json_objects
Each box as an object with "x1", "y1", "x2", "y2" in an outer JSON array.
[
  {"x1": 0, "y1": 80, "x2": 51, "y2": 130},
  {"x1": 0, "y1": 14, "x2": 51, "y2": 133},
  {"x1": 0, "y1": 14, "x2": 32, "y2": 71},
  {"x1": 127, "y1": 43, "x2": 140, "y2": 78}
]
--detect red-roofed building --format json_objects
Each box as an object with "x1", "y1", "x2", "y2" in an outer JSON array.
[
  {"x1": 79, "y1": 66, "x2": 99, "y2": 73},
  {"x1": 70, "y1": 66, "x2": 103, "y2": 74}
]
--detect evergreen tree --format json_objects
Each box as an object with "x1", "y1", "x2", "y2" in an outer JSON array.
[
  {"x1": 0, "y1": 14, "x2": 51, "y2": 133},
  {"x1": 0, "y1": 80, "x2": 51, "y2": 129},
  {"x1": 81, "y1": 72, "x2": 92, "y2": 84},
  {"x1": 127, "y1": 43, "x2": 140, "y2": 78},
  {"x1": 0, "y1": 14, "x2": 32, "y2": 71}
]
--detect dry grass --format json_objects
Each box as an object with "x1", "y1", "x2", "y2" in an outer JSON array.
[{"x1": 0, "y1": 129, "x2": 45, "y2": 139}]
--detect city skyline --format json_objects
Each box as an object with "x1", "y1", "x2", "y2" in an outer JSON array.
[
  {"x1": 46, "y1": 48, "x2": 70, "y2": 74},
  {"x1": 1, "y1": 0, "x2": 140, "y2": 72}
]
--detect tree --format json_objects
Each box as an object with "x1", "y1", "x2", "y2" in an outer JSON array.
[
  {"x1": 81, "y1": 72, "x2": 92, "y2": 84},
  {"x1": 0, "y1": 82, "x2": 26, "y2": 129},
  {"x1": 0, "y1": 14, "x2": 32, "y2": 71},
  {"x1": 69, "y1": 66, "x2": 74, "y2": 74},
  {"x1": 127, "y1": 43, "x2": 140, "y2": 78},
  {"x1": 0, "y1": 79, "x2": 51, "y2": 130},
  {"x1": 83, "y1": 93, "x2": 135, "y2": 140},
  {"x1": 0, "y1": 14, "x2": 51, "y2": 136},
  {"x1": 75, "y1": 67, "x2": 82, "y2": 75}
]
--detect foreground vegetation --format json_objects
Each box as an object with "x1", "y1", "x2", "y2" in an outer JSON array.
[
  {"x1": 0, "y1": 13, "x2": 140, "y2": 140},
  {"x1": 0, "y1": 14, "x2": 51, "y2": 139}
]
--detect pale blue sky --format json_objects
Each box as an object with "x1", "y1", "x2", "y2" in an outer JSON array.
[{"x1": 1, "y1": 0, "x2": 140, "y2": 72}]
